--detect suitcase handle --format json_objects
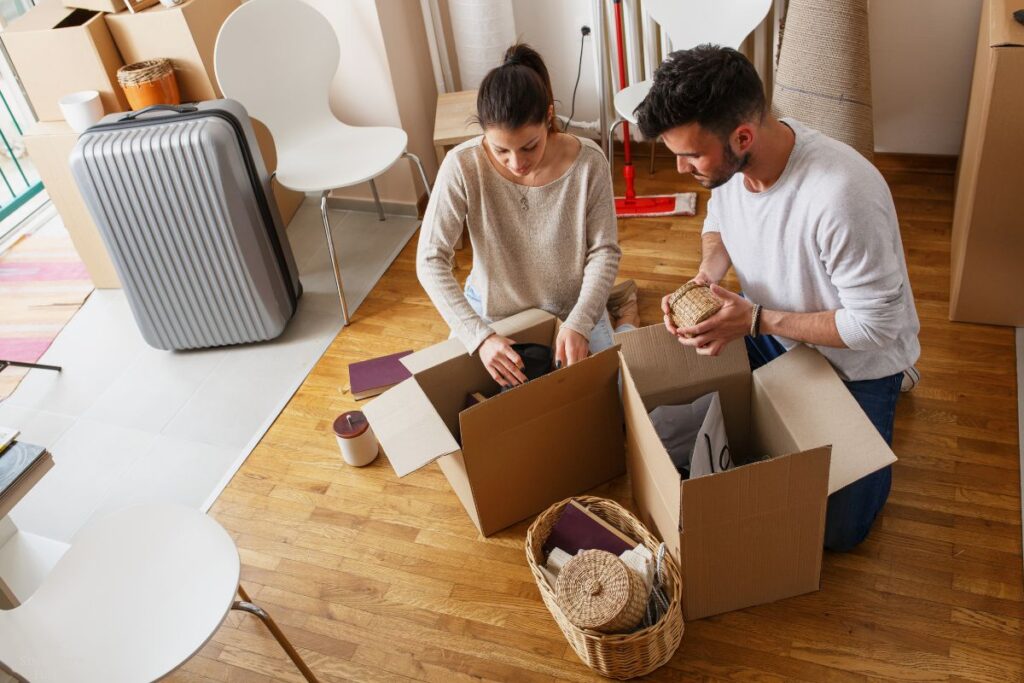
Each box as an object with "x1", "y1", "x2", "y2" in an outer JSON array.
[{"x1": 120, "y1": 104, "x2": 199, "y2": 121}]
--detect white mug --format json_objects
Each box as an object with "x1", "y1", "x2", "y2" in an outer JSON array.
[{"x1": 58, "y1": 91, "x2": 103, "y2": 134}]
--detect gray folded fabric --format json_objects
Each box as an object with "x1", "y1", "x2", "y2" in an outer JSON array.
[{"x1": 649, "y1": 391, "x2": 731, "y2": 478}]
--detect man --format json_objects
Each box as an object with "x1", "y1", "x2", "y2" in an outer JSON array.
[{"x1": 635, "y1": 45, "x2": 920, "y2": 552}]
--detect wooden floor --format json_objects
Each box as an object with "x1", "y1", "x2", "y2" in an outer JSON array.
[{"x1": 170, "y1": 153, "x2": 1023, "y2": 683}]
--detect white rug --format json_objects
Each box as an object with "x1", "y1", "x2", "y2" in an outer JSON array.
[{"x1": 0, "y1": 201, "x2": 418, "y2": 548}]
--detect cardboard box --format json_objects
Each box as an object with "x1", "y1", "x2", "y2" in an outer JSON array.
[
  {"x1": 616, "y1": 325, "x2": 896, "y2": 620},
  {"x1": 1, "y1": 0, "x2": 128, "y2": 121},
  {"x1": 61, "y1": 0, "x2": 158, "y2": 14},
  {"x1": 251, "y1": 118, "x2": 305, "y2": 227},
  {"x1": 365, "y1": 309, "x2": 626, "y2": 536},
  {"x1": 23, "y1": 122, "x2": 120, "y2": 288},
  {"x1": 105, "y1": 0, "x2": 240, "y2": 104},
  {"x1": 949, "y1": 0, "x2": 1024, "y2": 326}
]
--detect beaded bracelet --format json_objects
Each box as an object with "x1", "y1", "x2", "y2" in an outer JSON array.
[{"x1": 750, "y1": 303, "x2": 763, "y2": 337}]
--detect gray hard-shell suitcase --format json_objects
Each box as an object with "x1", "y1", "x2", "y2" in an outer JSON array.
[{"x1": 70, "y1": 100, "x2": 302, "y2": 351}]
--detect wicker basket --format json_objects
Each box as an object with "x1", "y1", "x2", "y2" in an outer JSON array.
[
  {"x1": 668, "y1": 282, "x2": 722, "y2": 332},
  {"x1": 555, "y1": 550, "x2": 647, "y2": 633},
  {"x1": 526, "y1": 496, "x2": 684, "y2": 680},
  {"x1": 117, "y1": 59, "x2": 180, "y2": 111}
]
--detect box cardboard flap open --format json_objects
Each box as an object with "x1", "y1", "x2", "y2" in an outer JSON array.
[
  {"x1": 615, "y1": 325, "x2": 752, "y2": 454},
  {"x1": 991, "y1": 0, "x2": 1024, "y2": 47},
  {"x1": 401, "y1": 308, "x2": 556, "y2": 374},
  {"x1": 752, "y1": 345, "x2": 896, "y2": 494},
  {"x1": 363, "y1": 377, "x2": 460, "y2": 477}
]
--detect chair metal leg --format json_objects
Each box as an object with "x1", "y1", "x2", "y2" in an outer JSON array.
[
  {"x1": 368, "y1": 179, "x2": 385, "y2": 222},
  {"x1": 403, "y1": 151, "x2": 432, "y2": 198},
  {"x1": 233, "y1": 585, "x2": 319, "y2": 683},
  {"x1": 320, "y1": 191, "x2": 351, "y2": 325},
  {"x1": 607, "y1": 119, "x2": 625, "y2": 168}
]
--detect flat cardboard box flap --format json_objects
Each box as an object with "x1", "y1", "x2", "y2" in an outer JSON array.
[
  {"x1": 363, "y1": 377, "x2": 460, "y2": 477},
  {"x1": 751, "y1": 344, "x2": 896, "y2": 494}
]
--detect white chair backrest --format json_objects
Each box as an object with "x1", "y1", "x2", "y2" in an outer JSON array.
[
  {"x1": 645, "y1": 0, "x2": 772, "y2": 51},
  {"x1": 215, "y1": 0, "x2": 340, "y2": 145}
]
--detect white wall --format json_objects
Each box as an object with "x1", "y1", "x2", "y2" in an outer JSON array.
[
  {"x1": 511, "y1": 0, "x2": 603, "y2": 134},
  {"x1": 869, "y1": 0, "x2": 982, "y2": 156},
  {"x1": 507, "y1": 0, "x2": 985, "y2": 156}
]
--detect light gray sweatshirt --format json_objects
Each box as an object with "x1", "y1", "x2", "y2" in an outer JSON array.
[
  {"x1": 703, "y1": 119, "x2": 921, "y2": 381},
  {"x1": 417, "y1": 135, "x2": 621, "y2": 353}
]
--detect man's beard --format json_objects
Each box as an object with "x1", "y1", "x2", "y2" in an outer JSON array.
[{"x1": 694, "y1": 142, "x2": 749, "y2": 189}]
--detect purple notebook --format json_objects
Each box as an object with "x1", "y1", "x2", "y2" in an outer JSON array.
[
  {"x1": 349, "y1": 350, "x2": 413, "y2": 400},
  {"x1": 542, "y1": 500, "x2": 637, "y2": 556}
]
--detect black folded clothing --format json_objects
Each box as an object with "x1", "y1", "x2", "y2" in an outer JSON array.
[{"x1": 500, "y1": 343, "x2": 554, "y2": 392}]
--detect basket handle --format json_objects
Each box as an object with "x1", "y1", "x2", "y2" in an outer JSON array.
[{"x1": 119, "y1": 104, "x2": 198, "y2": 121}]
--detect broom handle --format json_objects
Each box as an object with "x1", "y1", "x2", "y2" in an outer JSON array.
[{"x1": 613, "y1": 0, "x2": 636, "y2": 199}]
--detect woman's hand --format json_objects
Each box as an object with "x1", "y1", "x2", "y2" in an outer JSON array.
[
  {"x1": 555, "y1": 327, "x2": 589, "y2": 368},
  {"x1": 478, "y1": 334, "x2": 528, "y2": 387}
]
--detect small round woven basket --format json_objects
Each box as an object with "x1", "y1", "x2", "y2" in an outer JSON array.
[
  {"x1": 117, "y1": 59, "x2": 180, "y2": 110},
  {"x1": 526, "y1": 496, "x2": 684, "y2": 680},
  {"x1": 668, "y1": 282, "x2": 722, "y2": 331},
  {"x1": 555, "y1": 550, "x2": 647, "y2": 634}
]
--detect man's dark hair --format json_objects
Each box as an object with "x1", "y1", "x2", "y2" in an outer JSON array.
[{"x1": 635, "y1": 45, "x2": 766, "y2": 141}]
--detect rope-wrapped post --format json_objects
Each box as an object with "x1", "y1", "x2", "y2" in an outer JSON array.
[{"x1": 772, "y1": 0, "x2": 875, "y2": 159}]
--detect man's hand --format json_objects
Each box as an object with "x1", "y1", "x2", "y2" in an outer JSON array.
[
  {"x1": 674, "y1": 284, "x2": 753, "y2": 356},
  {"x1": 661, "y1": 272, "x2": 720, "y2": 336},
  {"x1": 555, "y1": 327, "x2": 589, "y2": 368},
  {"x1": 479, "y1": 334, "x2": 528, "y2": 387}
]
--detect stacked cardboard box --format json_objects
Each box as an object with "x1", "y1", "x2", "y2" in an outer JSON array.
[
  {"x1": 104, "y1": 0, "x2": 239, "y2": 103},
  {"x1": 1, "y1": 0, "x2": 128, "y2": 122}
]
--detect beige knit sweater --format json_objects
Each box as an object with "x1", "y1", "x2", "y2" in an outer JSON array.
[{"x1": 416, "y1": 135, "x2": 621, "y2": 353}]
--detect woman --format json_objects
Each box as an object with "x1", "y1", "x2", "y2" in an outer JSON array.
[{"x1": 417, "y1": 44, "x2": 637, "y2": 389}]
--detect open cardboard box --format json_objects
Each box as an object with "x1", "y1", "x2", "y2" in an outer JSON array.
[
  {"x1": 365, "y1": 309, "x2": 625, "y2": 536},
  {"x1": 1, "y1": 0, "x2": 128, "y2": 121},
  {"x1": 615, "y1": 325, "x2": 897, "y2": 620}
]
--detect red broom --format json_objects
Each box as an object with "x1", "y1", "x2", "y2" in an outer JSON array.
[{"x1": 612, "y1": 0, "x2": 695, "y2": 218}]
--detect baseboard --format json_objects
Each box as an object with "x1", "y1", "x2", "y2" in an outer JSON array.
[
  {"x1": 325, "y1": 195, "x2": 419, "y2": 218},
  {"x1": 1017, "y1": 328, "x2": 1023, "y2": 576}
]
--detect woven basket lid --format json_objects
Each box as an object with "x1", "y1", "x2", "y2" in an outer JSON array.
[
  {"x1": 555, "y1": 550, "x2": 646, "y2": 634},
  {"x1": 668, "y1": 281, "x2": 722, "y2": 330}
]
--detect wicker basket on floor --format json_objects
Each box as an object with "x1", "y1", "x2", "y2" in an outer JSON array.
[
  {"x1": 526, "y1": 496, "x2": 684, "y2": 680},
  {"x1": 668, "y1": 282, "x2": 722, "y2": 331}
]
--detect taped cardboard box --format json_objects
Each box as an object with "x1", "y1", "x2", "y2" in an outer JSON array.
[
  {"x1": 365, "y1": 309, "x2": 626, "y2": 537},
  {"x1": 1, "y1": 0, "x2": 128, "y2": 121},
  {"x1": 615, "y1": 325, "x2": 896, "y2": 620}
]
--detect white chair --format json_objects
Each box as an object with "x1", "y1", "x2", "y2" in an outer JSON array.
[
  {"x1": 214, "y1": 0, "x2": 432, "y2": 326},
  {"x1": 610, "y1": 0, "x2": 773, "y2": 165},
  {"x1": 0, "y1": 504, "x2": 318, "y2": 683}
]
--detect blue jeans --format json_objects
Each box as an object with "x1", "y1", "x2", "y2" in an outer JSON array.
[
  {"x1": 745, "y1": 334, "x2": 901, "y2": 552},
  {"x1": 464, "y1": 284, "x2": 631, "y2": 353}
]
